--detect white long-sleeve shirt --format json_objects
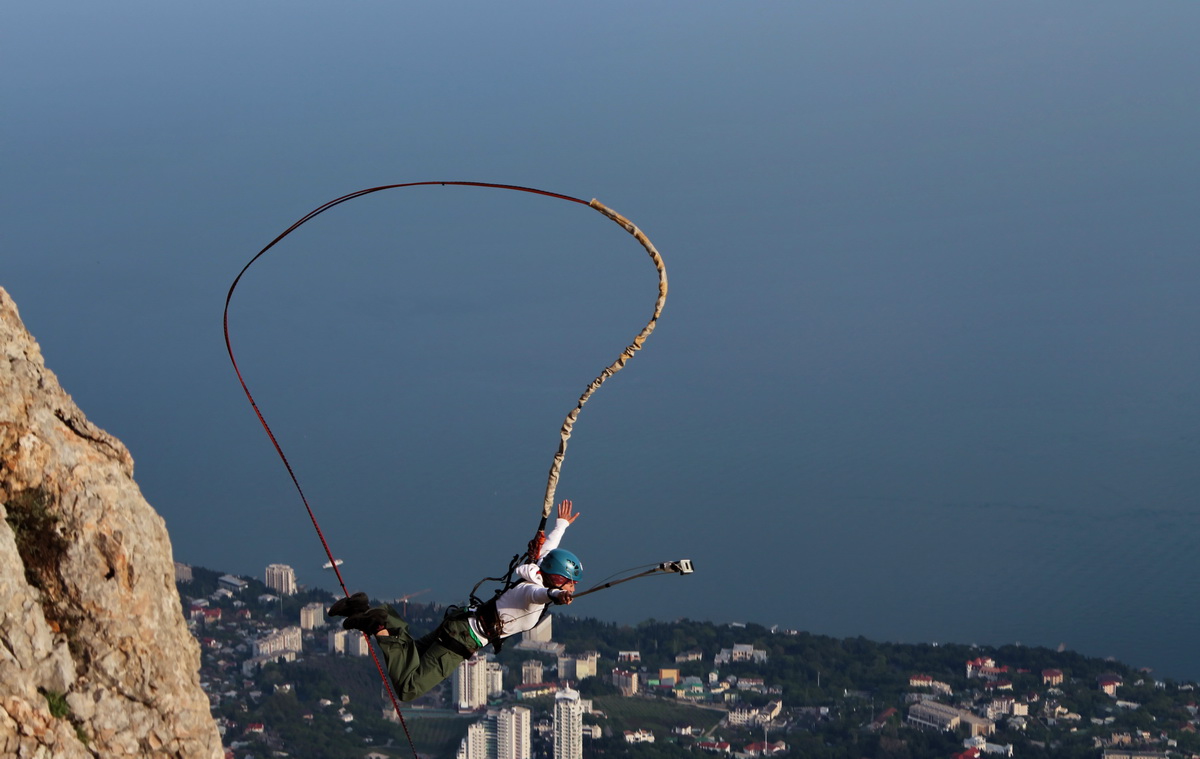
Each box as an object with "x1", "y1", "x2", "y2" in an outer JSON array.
[{"x1": 469, "y1": 517, "x2": 572, "y2": 645}]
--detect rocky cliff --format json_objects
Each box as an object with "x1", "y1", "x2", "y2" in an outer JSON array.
[{"x1": 0, "y1": 287, "x2": 222, "y2": 758}]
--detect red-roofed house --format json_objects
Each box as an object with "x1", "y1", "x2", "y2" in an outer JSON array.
[
  {"x1": 743, "y1": 740, "x2": 787, "y2": 756},
  {"x1": 623, "y1": 729, "x2": 654, "y2": 744},
  {"x1": 871, "y1": 707, "x2": 899, "y2": 730},
  {"x1": 515, "y1": 683, "x2": 558, "y2": 700},
  {"x1": 696, "y1": 741, "x2": 731, "y2": 754},
  {"x1": 978, "y1": 665, "x2": 1010, "y2": 681},
  {"x1": 1042, "y1": 669, "x2": 1064, "y2": 686},
  {"x1": 967, "y1": 657, "x2": 995, "y2": 678}
]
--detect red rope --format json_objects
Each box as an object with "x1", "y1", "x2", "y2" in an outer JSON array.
[{"x1": 223, "y1": 181, "x2": 590, "y2": 757}]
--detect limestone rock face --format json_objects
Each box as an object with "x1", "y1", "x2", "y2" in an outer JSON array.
[{"x1": 0, "y1": 287, "x2": 222, "y2": 758}]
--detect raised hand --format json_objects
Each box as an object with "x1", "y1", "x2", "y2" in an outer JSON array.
[{"x1": 557, "y1": 499, "x2": 581, "y2": 524}]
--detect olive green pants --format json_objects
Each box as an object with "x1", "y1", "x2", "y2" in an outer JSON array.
[{"x1": 375, "y1": 606, "x2": 481, "y2": 702}]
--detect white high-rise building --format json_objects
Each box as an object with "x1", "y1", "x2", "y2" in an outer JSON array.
[
  {"x1": 522, "y1": 659, "x2": 543, "y2": 685},
  {"x1": 524, "y1": 615, "x2": 552, "y2": 643},
  {"x1": 299, "y1": 602, "x2": 326, "y2": 630},
  {"x1": 346, "y1": 631, "x2": 372, "y2": 657},
  {"x1": 455, "y1": 705, "x2": 531, "y2": 759},
  {"x1": 487, "y1": 660, "x2": 505, "y2": 697},
  {"x1": 454, "y1": 657, "x2": 492, "y2": 710},
  {"x1": 454, "y1": 656, "x2": 504, "y2": 710},
  {"x1": 553, "y1": 687, "x2": 583, "y2": 759},
  {"x1": 558, "y1": 651, "x2": 599, "y2": 682},
  {"x1": 264, "y1": 563, "x2": 297, "y2": 595},
  {"x1": 497, "y1": 705, "x2": 532, "y2": 759},
  {"x1": 328, "y1": 629, "x2": 348, "y2": 654},
  {"x1": 456, "y1": 719, "x2": 490, "y2": 759}
]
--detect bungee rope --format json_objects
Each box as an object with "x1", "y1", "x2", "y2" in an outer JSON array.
[
  {"x1": 223, "y1": 181, "x2": 667, "y2": 753},
  {"x1": 529, "y1": 199, "x2": 669, "y2": 558}
]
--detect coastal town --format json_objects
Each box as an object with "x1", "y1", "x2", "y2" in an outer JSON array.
[{"x1": 178, "y1": 562, "x2": 1200, "y2": 759}]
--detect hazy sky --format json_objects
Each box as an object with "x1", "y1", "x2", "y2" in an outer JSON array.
[{"x1": 5, "y1": 3, "x2": 1198, "y2": 679}]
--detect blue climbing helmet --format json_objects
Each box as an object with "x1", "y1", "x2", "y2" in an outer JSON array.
[{"x1": 539, "y1": 549, "x2": 583, "y2": 582}]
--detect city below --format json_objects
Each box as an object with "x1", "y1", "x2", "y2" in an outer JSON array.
[{"x1": 178, "y1": 562, "x2": 1200, "y2": 759}]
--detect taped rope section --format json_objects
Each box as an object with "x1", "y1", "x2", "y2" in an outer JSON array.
[{"x1": 538, "y1": 199, "x2": 669, "y2": 524}]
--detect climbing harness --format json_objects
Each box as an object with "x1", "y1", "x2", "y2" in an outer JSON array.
[
  {"x1": 473, "y1": 558, "x2": 697, "y2": 645},
  {"x1": 224, "y1": 181, "x2": 667, "y2": 756}
]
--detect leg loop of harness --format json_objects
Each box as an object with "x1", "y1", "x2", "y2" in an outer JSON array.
[{"x1": 438, "y1": 607, "x2": 483, "y2": 658}]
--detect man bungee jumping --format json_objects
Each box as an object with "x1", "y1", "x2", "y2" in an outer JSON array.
[{"x1": 328, "y1": 499, "x2": 583, "y2": 702}]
